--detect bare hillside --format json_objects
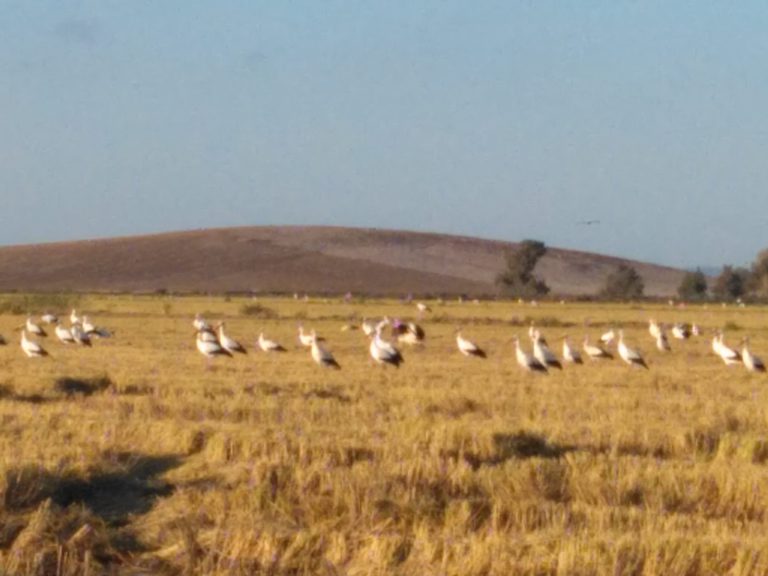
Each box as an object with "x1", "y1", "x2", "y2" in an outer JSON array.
[{"x1": 0, "y1": 226, "x2": 686, "y2": 296}]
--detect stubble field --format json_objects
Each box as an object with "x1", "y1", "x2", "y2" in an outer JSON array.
[{"x1": 0, "y1": 294, "x2": 767, "y2": 575}]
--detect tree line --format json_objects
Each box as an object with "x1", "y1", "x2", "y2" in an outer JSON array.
[{"x1": 496, "y1": 241, "x2": 768, "y2": 302}]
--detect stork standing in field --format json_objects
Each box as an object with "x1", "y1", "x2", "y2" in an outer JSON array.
[
  {"x1": 532, "y1": 334, "x2": 562, "y2": 370},
  {"x1": 196, "y1": 330, "x2": 231, "y2": 360},
  {"x1": 298, "y1": 325, "x2": 320, "y2": 348},
  {"x1": 513, "y1": 336, "x2": 547, "y2": 373},
  {"x1": 311, "y1": 335, "x2": 341, "y2": 369},
  {"x1": 691, "y1": 324, "x2": 701, "y2": 337},
  {"x1": 25, "y1": 316, "x2": 47, "y2": 337},
  {"x1": 71, "y1": 324, "x2": 92, "y2": 347},
  {"x1": 20, "y1": 330, "x2": 48, "y2": 358},
  {"x1": 741, "y1": 338, "x2": 766, "y2": 373},
  {"x1": 70, "y1": 309, "x2": 81, "y2": 326},
  {"x1": 618, "y1": 330, "x2": 648, "y2": 369},
  {"x1": 370, "y1": 325, "x2": 404, "y2": 368},
  {"x1": 583, "y1": 335, "x2": 613, "y2": 361},
  {"x1": 599, "y1": 328, "x2": 616, "y2": 347},
  {"x1": 562, "y1": 336, "x2": 583, "y2": 364},
  {"x1": 55, "y1": 322, "x2": 76, "y2": 345},
  {"x1": 217, "y1": 322, "x2": 247, "y2": 355},
  {"x1": 671, "y1": 323, "x2": 691, "y2": 340},
  {"x1": 193, "y1": 314, "x2": 210, "y2": 332},
  {"x1": 714, "y1": 332, "x2": 741, "y2": 366},
  {"x1": 648, "y1": 319, "x2": 662, "y2": 340},
  {"x1": 258, "y1": 332, "x2": 286, "y2": 353},
  {"x1": 655, "y1": 328, "x2": 671, "y2": 352},
  {"x1": 455, "y1": 330, "x2": 486, "y2": 358},
  {"x1": 41, "y1": 313, "x2": 58, "y2": 325},
  {"x1": 82, "y1": 316, "x2": 112, "y2": 338},
  {"x1": 392, "y1": 320, "x2": 425, "y2": 346},
  {"x1": 361, "y1": 318, "x2": 377, "y2": 337}
]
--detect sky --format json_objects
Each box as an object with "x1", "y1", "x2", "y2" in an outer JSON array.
[{"x1": 1, "y1": 1, "x2": 767, "y2": 269}]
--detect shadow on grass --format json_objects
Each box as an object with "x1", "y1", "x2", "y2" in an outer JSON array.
[
  {"x1": 0, "y1": 384, "x2": 53, "y2": 405},
  {"x1": 303, "y1": 387, "x2": 352, "y2": 404},
  {"x1": 444, "y1": 431, "x2": 576, "y2": 471},
  {"x1": 54, "y1": 376, "x2": 114, "y2": 398}
]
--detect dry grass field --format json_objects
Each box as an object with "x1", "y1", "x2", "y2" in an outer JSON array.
[{"x1": 0, "y1": 294, "x2": 767, "y2": 575}]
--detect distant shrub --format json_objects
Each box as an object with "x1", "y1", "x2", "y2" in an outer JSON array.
[
  {"x1": 240, "y1": 303, "x2": 278, "y2": 319},
  {"x1": 0, "y1": 293, "x2": 81, "y2": 315}
]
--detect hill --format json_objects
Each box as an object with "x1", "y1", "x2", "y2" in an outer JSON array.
[{"x1": 0, "y1": 226, "x2": 686, "y2": 297}]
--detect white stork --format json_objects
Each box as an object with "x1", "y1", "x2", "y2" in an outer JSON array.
[
  {"x1": 311, "y1": 335, "x2": 341, "y2": 369},
  {"x1": 197, "y1": 331, "x2": 231, "y2": 359},
  {"x1": 599, "y1": 328, "x2": 616, "y2": 347},
  {"x1": 648, "y1": 319, "x2": 662, "y2": 340},
  {"x1": 217, "y1": 323, "x2": 247, "y2": 355},
  {"x1": 71, "y1": 324, "x2": 92, "y2": 347},
  {"x1": 82, "y1": 316, "x2": 112, "y2": 338},
  {"x1": 583, "y1": 335, "x2": 614, "y2": 361},
  {"x1": 393, "y1": 320, "x2": 425, "y2": 346},
  {"x1": 456, "y1": 331, "x2": 486, "y2": 358},
  {"x1": 741, "y1": 338, "x2": 766, "y2": 373},
  {"x1": 70, "y1": 309, "x2": 81, "y2": 326},
  {"x1": 298, "y1": 326, "x2": 317, "y2": 347},
  {"x1": 671, "y1": 323, "x2": 691, "y2": 340},
  {"x1": 25, "y1": 316, "x2": 47, "y2": 337},
  {"x1": 562, "y1": 336, "x2": 583, "y2": 364},
  {"x1": 715, "y1": 332, "x2": 741, "y2": 366},
  {"x1": 369, "y1": 327, "x2": 404, "y2": 368},
  {"x1": 532, "y1": 334, "x2": 562, "y2": 370},
  {"x1": 361, "y1": 318, "x2": 378, "y2": 337},
  {"x1": 193, "y1": 314, "x2": 211, "y2": 332},
  {"x1": 656, "y1": 329, "x2": 671, "y2": 352},
  {"x1": 258, "y1": 332, "x2": 286, "y2": 353},
  {"x1": 618, "y1": 330, "x2": 648, "y2": 369},
  {"x1": 20, "y1": 330, "x2": 48, "y2": 358},
  {"x1": 55, "y1": 322, "x2": 76, "y2": 345},
  {"x1": 513, "y1": 337, "x2": 547, "y2": 373},
  {"x1": 41, "y1": 313, "x2": 58, "y2": 325}
]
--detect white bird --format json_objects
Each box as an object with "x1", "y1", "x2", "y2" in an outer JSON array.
[
  {"x1": 369, "y1": 328, "x2": 404, "y2": 368},
  {"x1": 193, "y1": 314, "x2": 211, "y2": 332},
  {"x1": 361, "y1": 318, "x2": 378, "y2": 337},
  {"x1": 618, "y1": 330, "x2": 648, "y2": 369},
  {"x1": 217, "y1": 323, "x2": 247, "y2": 355},
  {"x1": 41, "y1": 313, "x2": 58, "y2": 325},
  {"x1": 741, "y1": 338, "x2": 766, "y2": 373},
  {"x1": 714, "y1": 332, "x2": 741, "y2": 366},
  {"x1": 456, "y1": 331, "x2": 486, "y2": 358},
  {"x1": 196, "y1": 331, "x2": 231, "y2": 359},
  {"x1": 70, "y1": 324, "x2": 92, "y2": 347},
  {"x1": 562, "y1": 336, "x2": 583, "y2": 364},
  {"x1": 55, "y1": 322, "x2": 76, "y2": 345},
  {"x1": 671, "y1": 323, "x2": 691, "y2": 340},
  {"x1": 532, "y1": 334, "x2": 562, "y2": 370},
  {"x1": 70, "y1": 309, "x2": 81, "y2": 325},
  {"x1": 298, "y1": 326, "x2": 317, "y2": 347},
  {"x1": 20, "y1": 330, "x2": 48, "y2": 358},
  {"x1": 311, "y1": 335, "x2": 341, "y2": 369},
  {"x1": 691, "y1": 324, "x2": 701, "y2": 337},
  {"x1": 82, "y1": 316, "x2": 112, "y2": 338},
  {"x1": 599, "y1": 328, "x2": 616, "y2": 346},
  {"x1": 583, "y1": 335, "x2": 613, "y2": 361},
  {"x1": 655, "y1": 329, "x2": 671, "y2": 352},
  {"x1": 25, "y1": 316, "x2": 47, "y2": 337},
  {"x1": 648, "y1": 319, "x2": 662, "y2": 340},
  {"x1": 513, "y1": 337, "x2": 547, "y2": 373},
  {"x1": 416, "y1": 302, "x2": 431, "y2": 314},
  {"x1": 258, "y1": 332, "x2": 286, "y2": 353},
  {"x1": 393, "y1": 320, "x2": 425, "y2": 346}
]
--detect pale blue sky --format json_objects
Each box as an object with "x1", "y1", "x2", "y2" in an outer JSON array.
[{"x1": 1, "y1": 1, "x2": 767, "y2": 268}]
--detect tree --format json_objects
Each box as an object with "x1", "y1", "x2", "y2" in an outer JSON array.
[
  {"x1": 677, "y1": 269, "x2": 708, "y2": 301},
  {"x1": 712, "y1": 265, "x2": 750, "y2": 301},
  {"x1": 601, "y1": 264, "x2": 644, "y2": 300},
  {"x1": 495, "y1": 239, "x2": 550, "y2": 298},
  {"x1": 750, "y1": 249, "x2": 768, "y2": 297}
]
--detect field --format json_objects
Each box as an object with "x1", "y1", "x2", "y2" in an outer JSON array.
[{"x1": 0, "y1": 294, "x2": 767, "y2": 575}]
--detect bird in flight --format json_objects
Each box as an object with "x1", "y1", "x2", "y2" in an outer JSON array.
[{"x1": 577, "y1": 219, "x2": 601, "y2": 226}]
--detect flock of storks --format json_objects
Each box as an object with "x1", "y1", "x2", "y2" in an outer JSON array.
[
  {"x1": 10, "y1": 302, "x2": 765, "y2": 374},
  {"x1": 189, "y1": 304, "x2": 766, "y2": 374}
]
